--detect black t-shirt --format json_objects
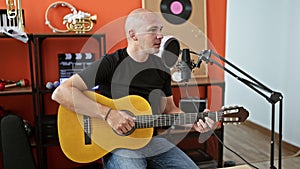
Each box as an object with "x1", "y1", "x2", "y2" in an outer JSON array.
[{"x1": 78, "y1": 48, "x2": 172, "y2": 114}]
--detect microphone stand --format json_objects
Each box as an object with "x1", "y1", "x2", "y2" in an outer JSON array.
[{"x1": 197, "y1": 49, "x2": 283, "y2": 169}]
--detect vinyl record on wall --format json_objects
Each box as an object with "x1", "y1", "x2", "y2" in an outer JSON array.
[
  {"x1": 160, "y1": 0, "x2": 192, "y2": 25},
  {"x1": 143, "y1": 0, "x2": 208, "y2": 78}
]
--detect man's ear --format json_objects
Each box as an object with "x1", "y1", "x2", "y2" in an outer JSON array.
[{"x1": 129, "y1": 30, "x2": 138, "y2": 41}]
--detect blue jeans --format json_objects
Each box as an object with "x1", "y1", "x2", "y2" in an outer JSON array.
[{"x1": 102, "y1": 137, "x2": 199, "y2": 169}]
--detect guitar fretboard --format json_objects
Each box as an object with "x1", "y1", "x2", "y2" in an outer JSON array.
[{"x1": 134, "y1": 112, "x2": 221, "y2": 128}]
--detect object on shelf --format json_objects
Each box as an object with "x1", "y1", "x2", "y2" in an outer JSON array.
[
  {"x1": 45, "y1": 81, "x2": 60, "y2": 90},
  {"x1": 58, "y1": 52, "x2": 95, "y2": 84},
  {"x1": 45, "y1": 1, "x2": 97, "y2": 34},
  {"x1": 5, "y1": 0, "x2": 25, "y2": 31},
  {"x1": 0, "y1": 78, "x2": 29, "y2": 91},
  {"x1": 0, "y1": 1, "x2": 28, "y2": 43}
]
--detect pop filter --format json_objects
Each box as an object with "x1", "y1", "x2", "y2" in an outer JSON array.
[{"x1": 156, "y1": 35, "x2": 180, "y2": 68}]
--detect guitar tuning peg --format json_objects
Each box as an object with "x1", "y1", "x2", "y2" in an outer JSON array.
[
  {"x1": 222, "y1": 105, "x2": 236, "y2": 111},
  {"x1": 232, "y1": 122, "x2": 241, "y2": 125}
]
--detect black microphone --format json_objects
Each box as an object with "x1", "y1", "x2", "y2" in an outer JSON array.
[{"x1": 180, "y1": 48, "x2": 192, "y2": 81}]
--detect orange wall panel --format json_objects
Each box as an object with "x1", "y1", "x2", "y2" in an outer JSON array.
[
  {"x1": 0, "y1": 0, "x2": 226, "y2": 168},
  {"x1": 206, "y1": 0, "x2": 227, "y2": 110},
  {"x1": 207, "y1": 0, "x2": 227, "y2": 80},
  {"x1": 0, "y1": 0, "x2": 142, "y2": 33},
  {"x1": 0, "y1": 39, "x2": 31, "y2": 80}
]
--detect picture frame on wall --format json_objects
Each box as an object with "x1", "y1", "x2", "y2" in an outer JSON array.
[{"x1": 142, "y1": 0, "x2": 208, "y2": 78}]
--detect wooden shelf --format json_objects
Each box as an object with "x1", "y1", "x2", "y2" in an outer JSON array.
[
  {"x1": 0, "y1": 86, "x2": 33, "y2": 95},
  {"x1": 171, "y1": 77, "x2": 225, "y2": 87}
]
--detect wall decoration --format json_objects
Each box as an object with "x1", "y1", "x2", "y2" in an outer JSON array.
[
  {"x1": 45, "y1": 1, "x2": 97, "y2": 34},
  {"x1": 142, "y1": 0, "x2": 207, "y2": 78}
]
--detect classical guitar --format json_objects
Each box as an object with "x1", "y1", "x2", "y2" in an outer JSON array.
[{"x1": 57, "y1": 91, "x2": 249, "y2": 163}]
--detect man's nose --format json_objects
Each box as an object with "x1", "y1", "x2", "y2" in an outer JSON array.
[{"x1": 156, "y1": 32, "x2": 163, "y2": 39}]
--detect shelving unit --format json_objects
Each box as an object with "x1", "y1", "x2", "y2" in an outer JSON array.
[
  {"x1": 0, "y1": 34, "x2": 37, "y2": 165},
  {"x1": 0, "y1": 34, "x2": 35, "y2": 96},
  {"x1": 0, "y1": 34, "x2": 35, "y2": 117},
  {"x1": 31, "y1": 33, "x2": 106, "y2": 169}
]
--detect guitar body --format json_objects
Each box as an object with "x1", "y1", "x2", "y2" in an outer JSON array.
[{"x1": 57, "y1": 91, "x2": 153, "y2": 163}]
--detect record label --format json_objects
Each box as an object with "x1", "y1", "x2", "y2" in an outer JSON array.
[{"x1": 160, "y1": 0, "x2": 192, "y2": 25}]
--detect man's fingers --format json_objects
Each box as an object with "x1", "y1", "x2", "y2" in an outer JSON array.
[{"x1": 204, "y1": 117, "x2": 215, "y2": 129}]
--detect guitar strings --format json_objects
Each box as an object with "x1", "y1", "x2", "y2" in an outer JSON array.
[
  {"x1": 134, "y1": 113, "x2": 225, "y2": 128},
  {"x1": 135, "y1": 113, "x2": 199, "y2": 128},
  {"x1": 81, "y1": 112, "x2": 222, "y2": 129}
]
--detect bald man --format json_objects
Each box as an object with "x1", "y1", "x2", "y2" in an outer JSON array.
[{"x1": 52, "y1": 8, "x2": 215, "y2": 169}]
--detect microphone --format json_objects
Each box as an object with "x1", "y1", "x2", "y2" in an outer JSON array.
[
  {"x1": 155, "y1": 36, "x2": 208, "y2": 82},
  {"x1": 174, "y1": 49, "x2": 207, "y2": 82},
  {"x1": 180, "y1": 48, "x2": 192, "y2": 81}
]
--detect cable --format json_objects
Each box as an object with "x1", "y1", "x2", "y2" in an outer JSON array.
[
  {"x1": 183, "y1": 82, "x2": 259, "y2": 169},
  {"x1": 212, "y1": 131, "x2": 259, "y2": 169},
  {"x1": 184, "y1": 82, "x2": 190, "y2": 98}
]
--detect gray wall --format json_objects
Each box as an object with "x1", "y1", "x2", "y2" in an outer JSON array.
[{"x1": 225, "y1": 0, "x2": 300, "y2": 147}]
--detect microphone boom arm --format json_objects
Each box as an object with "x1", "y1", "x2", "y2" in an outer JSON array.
[
  {"x1": 194, "y1": 49, "x2": 283, "y2": 169},
  {"x1": 196, "y1": 49, "x2": 282, "y2": 104}
]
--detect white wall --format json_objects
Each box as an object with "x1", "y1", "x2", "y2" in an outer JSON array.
[{"x1": 225, "y1": 0, "x2": 300, "y2": 147}]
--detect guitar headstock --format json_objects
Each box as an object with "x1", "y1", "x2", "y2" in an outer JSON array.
[{"x1": 221, "y1": 106, "x2": 249, "y2": 125}]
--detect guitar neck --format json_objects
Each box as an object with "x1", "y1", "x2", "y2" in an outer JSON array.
[{"x1": 134, "y1": 111, "x2": 222, "y2": 128}]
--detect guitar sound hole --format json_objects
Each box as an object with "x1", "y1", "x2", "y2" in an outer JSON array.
[{"x1": 113, "y1": 110, "x2": 136, "y2": 136}]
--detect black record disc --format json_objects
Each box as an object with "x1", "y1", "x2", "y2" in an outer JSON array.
[{"x1": 160, "y1": 0, "x2": 192, "y2": 25}]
